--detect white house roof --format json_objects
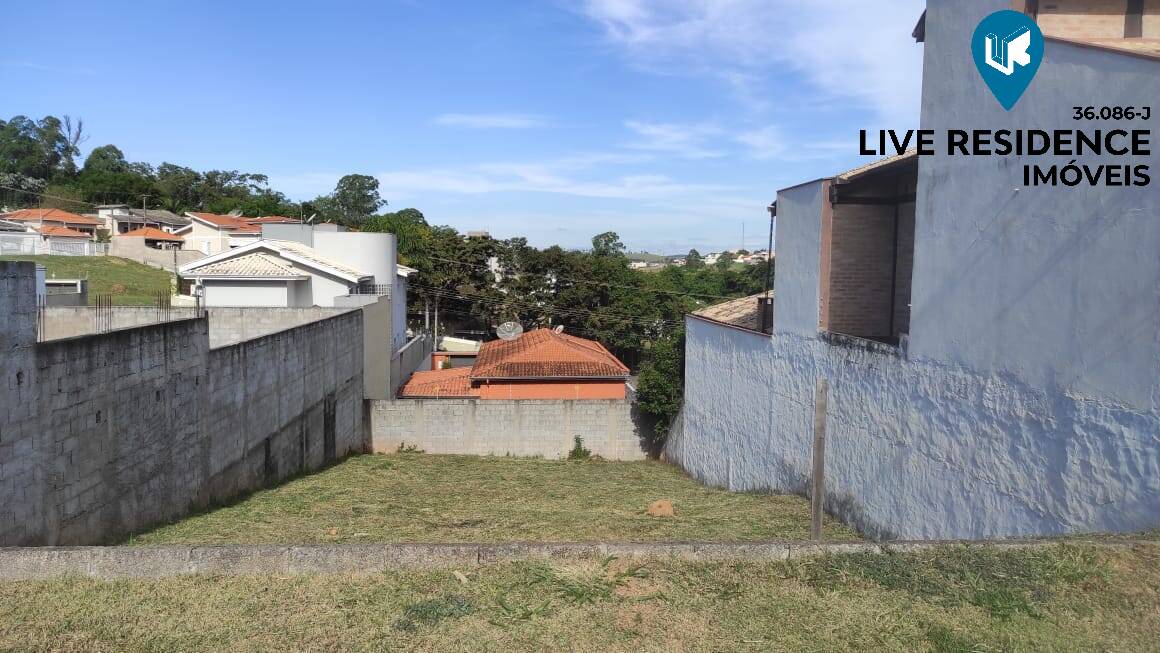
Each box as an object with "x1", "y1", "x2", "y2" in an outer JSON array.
[
  {"x1": 187, "y1": 252, "x2": 308, "y2": 279},
  {"x1": 398, "y1": 264, "x2": 418, "y2": 277},
  {"x1": 179, "y1": 239, "x2": 373, "y2": 283}
]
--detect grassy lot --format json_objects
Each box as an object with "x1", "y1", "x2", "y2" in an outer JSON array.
[
  {"x1": 129, "y1": 454, "x2": 858, "y2": 545},
  {"x1": 0, "y1": 255, "x2": 172, "y2": 305},
  {"x1": 1, "y1": 543, "x2": 1156, "y2": 651}
]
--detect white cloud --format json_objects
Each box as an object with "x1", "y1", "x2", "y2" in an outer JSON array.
[
  {"x1": 576, "y1": 0, "x2": 925, "y2": 124},
  {"x1": 623, "y1": 120, "x2": 725, "y2": 159},
  {"x1": 432, "y1": 113, "x2": 550, "y2": 129}
]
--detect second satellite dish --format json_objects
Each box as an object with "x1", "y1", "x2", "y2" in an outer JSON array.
[{"x1": 496, "y1": 321, "x2": 524, "y2": 340}]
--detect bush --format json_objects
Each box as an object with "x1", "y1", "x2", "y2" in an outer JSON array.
[{"x1": 567, "y1": 436, "x2": 591, "y2": 461}]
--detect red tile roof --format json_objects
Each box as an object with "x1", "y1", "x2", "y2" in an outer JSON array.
[
  {"x1": 38, "y1": 225, "x2": 91, "y2": 238},
  {"x1": 119, "y1": 226, "x2": 185, "y2": 242},
  {"x1": 3, "y1": 208, "x2": 101, "y2": 225},
  {"x1": 189, "y1": 212, "x2": 260, "y2": 232},
  {"x1": 471, "y1": 329, "x2": 629, "y2": 379},
  {"x1": 398, "y1": 367, "x2": 479, "y2": 398}
]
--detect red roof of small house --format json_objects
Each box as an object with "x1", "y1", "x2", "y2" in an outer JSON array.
[
  {"x1": 3, "y1": 208, "x2": 101, "y2": 225},
  {"x1": 471, "y1": 328, "x2": 629, "y2": 379},
  {"x1": 398, "y1": 367, "x2": 479, "y2": 398},
  {"x1": 188, "y1": 212, "x2": 261, "y2": 232},
  {"x1": 120, "y1": 226, "x2": 185, "y2": 242},
  {"x1": 38, "y1": 225, "x2": 91, "y2": 238}
]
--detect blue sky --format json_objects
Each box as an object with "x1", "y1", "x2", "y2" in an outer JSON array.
[{"x1": 2, "y1": 0, "x2": 924, "y2": 253}]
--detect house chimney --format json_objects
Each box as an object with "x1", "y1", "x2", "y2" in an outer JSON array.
[{"x1": 758, "y1": 295, "x2": 774, "y2": 334}]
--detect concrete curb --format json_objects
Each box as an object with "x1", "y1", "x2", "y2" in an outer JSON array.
[{"x1": 0, "y1": 539, "x2": 1146, "y2": 581}]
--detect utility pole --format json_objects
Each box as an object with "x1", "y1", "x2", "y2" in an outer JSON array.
[{"x1": 810, "y1": 378, "x2": 829, "y2": 541}]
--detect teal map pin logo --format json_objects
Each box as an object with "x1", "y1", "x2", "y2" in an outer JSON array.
[{"x1": 972, "y1": 10, "x2": 1043, "y2": 110}]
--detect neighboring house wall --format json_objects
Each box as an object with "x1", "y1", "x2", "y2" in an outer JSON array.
[
  {"x1": 0, "y1": 261, "x2": 365, "y2": 546},
  {"x1": 203, "y1": 280, "x2": 290, "y2": 307},
  {"x1": 476, "y1": 380, "x2": 627, "y2": 400},
  {"x1": 370, "y1": 398, "x2": 646, "y2": 460},
  {"x1": 109, "y1": 237, "x2": 204, "y2": 270},
  {"x1": 184, "y1": 221, "x2": 229, "y2": 255},
  {"x1": 667, "y1": 0, "x2": 1159, "y2": 540}
]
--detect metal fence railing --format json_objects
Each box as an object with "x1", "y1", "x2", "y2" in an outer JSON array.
[{"x1": 0, "y1": 234, "x2": 107, "y2": 257}]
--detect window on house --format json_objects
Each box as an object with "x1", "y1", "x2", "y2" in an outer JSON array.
[
  {"x1": 818, "y1": 155, "x2": 917, "y2": 345},
  {"x1": 1017, "y1": 0, "x2": 1156, "y2": 40}
]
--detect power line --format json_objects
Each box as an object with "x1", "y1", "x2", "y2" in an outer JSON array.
[
  {"x1": 409, "y1": 281, "x2": 684, "y2": 330},
  {"x1": 423, "y1": 254, "x2": 743, "y2": 301}
]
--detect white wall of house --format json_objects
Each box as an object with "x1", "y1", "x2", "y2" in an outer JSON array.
[
  {"x1": 202, "y1": 281, "x2": 290, "y2": 307},
  {"x1": 184, "y1": 221, "x2": 230, "y2": 255},
  {"x1": 392, "y1": 273, "x2": 409, "y2": 352}
]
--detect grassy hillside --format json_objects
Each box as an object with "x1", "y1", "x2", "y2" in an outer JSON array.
[{"x1": 0, "y1": 255, "x2": 172, "y2": 305}]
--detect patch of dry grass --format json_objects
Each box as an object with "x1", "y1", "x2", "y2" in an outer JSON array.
[
  {"x1": 1, "y1": 543, "x2": 1156, "y2": 652},
  {"x1": 128, "y1": 453, "x2": 857, "y2": 545}
]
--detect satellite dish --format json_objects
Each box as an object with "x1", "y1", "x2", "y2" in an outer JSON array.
[
  {"x1": 496, "y1": 321, "x2": 523, "y2": 341},
  {"x1": 553, "y1": 325, "x2": 565, "y2": 334}
]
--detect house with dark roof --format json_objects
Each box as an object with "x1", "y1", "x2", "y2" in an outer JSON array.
[
  {"x1": 96, "y1": 205, "x2": 191, "y2": 235},
  {"x1": 400, "y1": 328, "x2": 630, "y2": 399}
]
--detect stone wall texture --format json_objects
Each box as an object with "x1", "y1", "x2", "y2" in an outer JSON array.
[
  {"x1": 0, "y1": 261, "x2": 365, "y2": 546},
  {"x1": 370, "y1": 398, "x2": 648, "y2": 460}
]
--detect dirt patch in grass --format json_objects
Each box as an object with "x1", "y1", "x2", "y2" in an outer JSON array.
[
  {"x1": 128, "y1": 453, "x2": 858, "y2": 545},
  {"x1": 0, "y1": 255, "x2": 172, "y2": 305},
  {"x1": 0, "y1": 544, "x2": 1155, "y2": 652}
]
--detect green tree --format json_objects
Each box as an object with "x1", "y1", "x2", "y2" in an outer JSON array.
[
  {"x1": 314, "y1": 174, "x2": 385, "y2": 227},
  {"x1": 636, "y1": 330, "x2": 686, "y2": 441},
  {"x1": 685, "y1": 249, "x2": 704, "y2": 269},
  {"x1": 591, "y1": 231, "x2": 626, "y2": 258}
]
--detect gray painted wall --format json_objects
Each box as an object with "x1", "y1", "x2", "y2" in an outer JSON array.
[
  {"x1": 0, "y1": 262, "x2": 366, "y2": 546},
  {"x1": 371, "y1": 399, "x2": 647, "y2": 460},
  {"x1": 668, "y1": 317, "x2": 1158, "y2": 540},
  {"x1": 40, "y1": 305, "x2": 351, "y2": 349},
  {"x1": 913, "y1": 0, "x2": 1160, "y2": 410},
  {"x1": 667, "y1": 1, "x2": 1159, "y2": 540}
]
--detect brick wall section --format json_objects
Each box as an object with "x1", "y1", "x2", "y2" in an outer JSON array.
[
  {"x1": 0, "y1": 262, "x2": 365, "y2": 546},
  {"x1": 370, "y1": 399, "x2": 647, "y2": 460},
  {"x1": 1035, "y1": 0, "x2": 1133, "y2": 39},
  {"x1": 823, "y1": 204, "x2": 897, "y2": 339},
  {"x1": 892, "y1": 203, "x2": 916, "y2": 338}
]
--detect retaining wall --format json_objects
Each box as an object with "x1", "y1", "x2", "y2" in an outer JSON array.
[
  {"x1": 370, "y1": 398, "x2": 647, "y2": 460},
  {"x1": 0, "y1": 261, "x2": 365, "y2": 546},
  {"x1": 40, "y1": 306, "x2": 352, "y2": 348},
  {"x1": 666, "y1": 316, "x2": 1160, "y2": 540}
]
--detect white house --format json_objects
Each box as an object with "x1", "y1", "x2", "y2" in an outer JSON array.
[
  {"x1": 174, "y1": 212, "x2": 261, "y2": 255},
  {"x1": 179, "y1": 239, "x2": 375, "y2": 307},
  {"x1": 95, "y1": 205, "x2": 191, "y2": 235}
]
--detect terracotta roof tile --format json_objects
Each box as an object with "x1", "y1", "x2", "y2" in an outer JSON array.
[
  {"x1": 3, "y1": 208, "x2": 101, "y2": 225},
  {"x1": 37, "y1": 225, "x2": 92, "y2": 239},
  {"x1": 188, "y1": 212, "x2": 254, "y2": 230},
  {"x1": 119, "y1": 226, "x2": 185, "y2": 242},
  {"x1": 691, "y1": 292, "x2": 771, "y2": 332},
  {"x1": 471, "y1": 329, "x2": 629, "y2": 379},
  {"x1": 399, "y1": 367, "x2": 479, "y2": 398}
]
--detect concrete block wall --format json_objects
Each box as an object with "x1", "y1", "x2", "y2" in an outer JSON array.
[
  {"x1": 0, "y1": 262, "x2": 366, "y2": 546},
  {"x1": 370, "y1": 399, "x2": 647, "y2": 460}
]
